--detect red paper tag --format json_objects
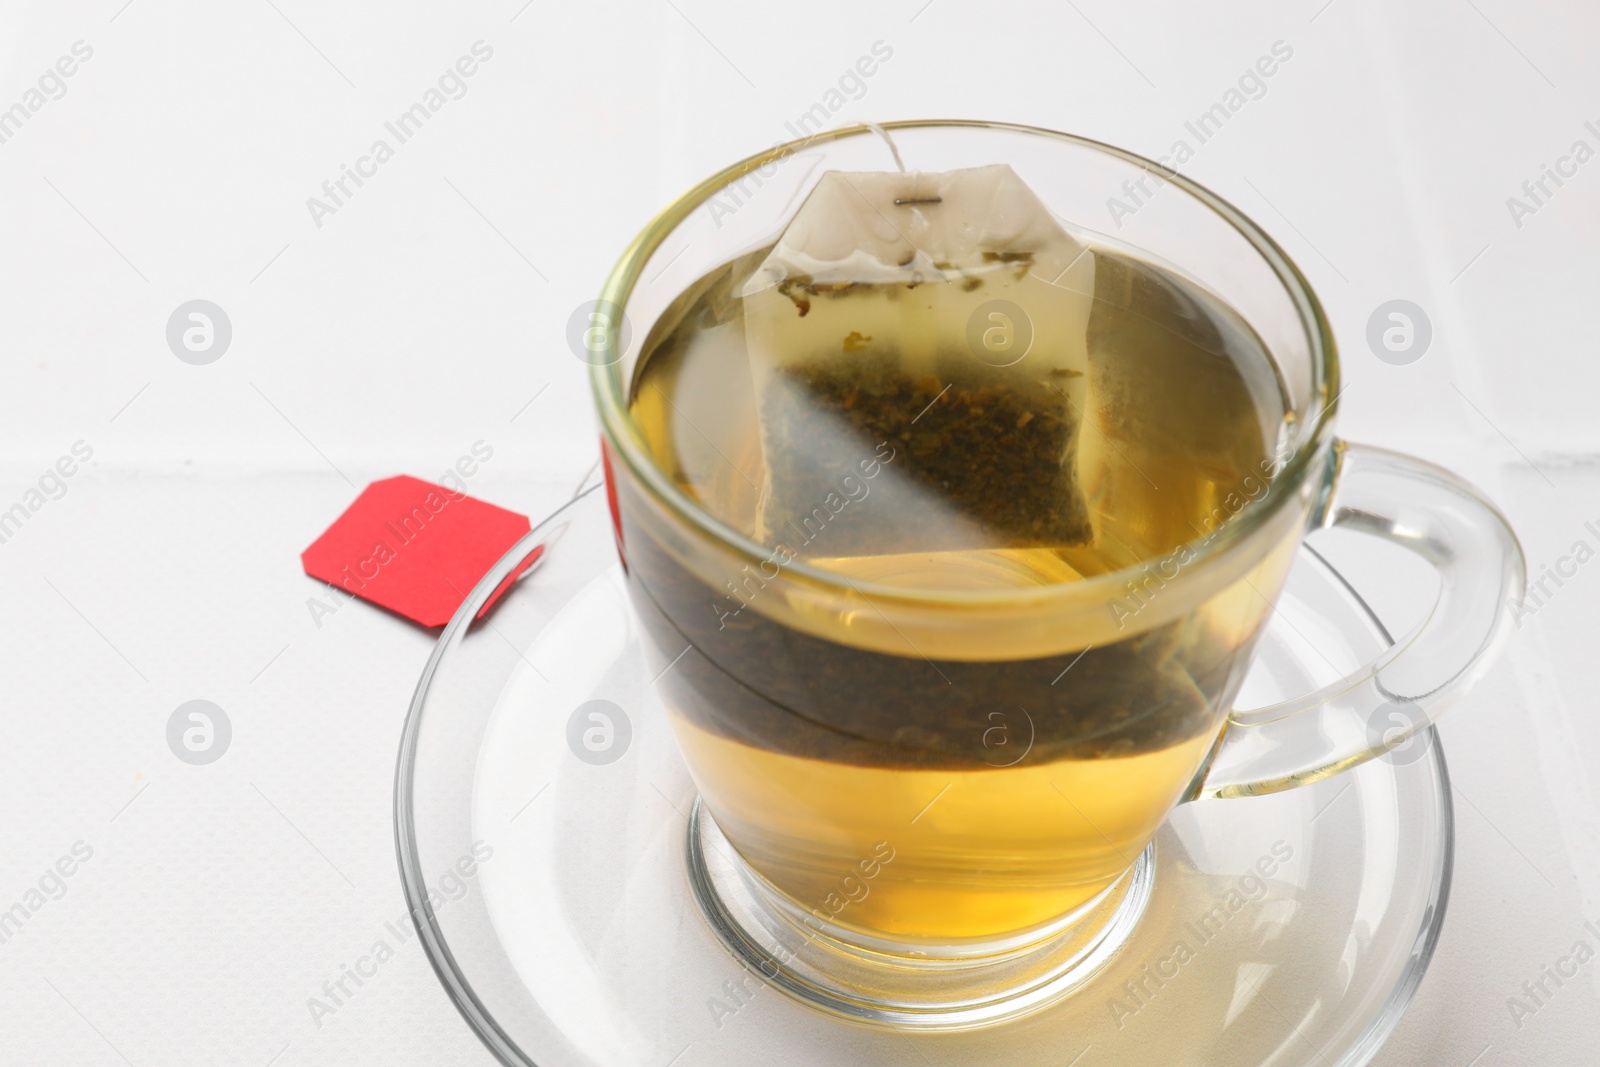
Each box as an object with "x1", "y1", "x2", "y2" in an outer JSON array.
[{"x1": 302, "y1": 475, "x2": 537, "y2": 627}]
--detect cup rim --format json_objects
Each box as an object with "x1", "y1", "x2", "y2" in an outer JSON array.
[{"x1": 589, "y1": 119, "x2": 1340, "y2": 608}]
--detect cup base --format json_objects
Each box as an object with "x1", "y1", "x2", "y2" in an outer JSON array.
[
  {"x1": 687, "y1": 799, "x2": 1154, "y2": 1030},
  {"x1": 398, "y1": 488, "x2": 1456, "y2": 1065}
]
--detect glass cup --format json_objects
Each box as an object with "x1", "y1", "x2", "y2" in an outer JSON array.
[{"x1": 585, "y1": 121, "x2": 1524, "y2": 1026}]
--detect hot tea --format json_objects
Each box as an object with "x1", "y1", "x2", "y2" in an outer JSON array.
[{"x1": 620, "y1": 192, "x2": 1292, "y2": 942}]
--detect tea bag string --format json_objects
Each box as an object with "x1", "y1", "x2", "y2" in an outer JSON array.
[
  {"x1": 863, "y1": 120, "x2": 941, "y2": 208},
  {"x1": 863, "y1": 121, "x2": 907, "y2": 174}
]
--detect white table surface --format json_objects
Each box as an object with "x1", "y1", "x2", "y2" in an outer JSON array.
[{"x1": 1, "y1": 1, "x2": 1595, "y2": 1063}]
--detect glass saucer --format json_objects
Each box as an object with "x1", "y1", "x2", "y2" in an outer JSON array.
[{"x1": 395, "y1": 487, "x2": 1453, "y2": 1067}]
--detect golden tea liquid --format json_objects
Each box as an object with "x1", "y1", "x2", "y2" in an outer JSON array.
[{"x1": 620, "y1": 241, "x2": 1292, "y2": 942}]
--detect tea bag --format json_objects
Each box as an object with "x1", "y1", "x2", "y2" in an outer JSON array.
[{"x1": 742, "y1": 164, "x2": 1099, "y2": 557}]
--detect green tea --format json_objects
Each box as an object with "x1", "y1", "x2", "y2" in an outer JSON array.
[{"x1": 619, "y1": 238, "x2": 1292, "y2": 939}]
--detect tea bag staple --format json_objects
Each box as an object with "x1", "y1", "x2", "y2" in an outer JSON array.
[{"x1": 742, "y1": 164, "x2": 1099, "y2": 556}]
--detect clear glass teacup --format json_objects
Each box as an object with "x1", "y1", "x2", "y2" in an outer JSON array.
[{"x1": 586, "y1": 121, "x2": 1524, "y2": 1026}]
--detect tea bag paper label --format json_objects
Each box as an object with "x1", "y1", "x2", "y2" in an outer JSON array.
[{"x1": 302, "y1": 476, "x2": 538, "y2": 627}]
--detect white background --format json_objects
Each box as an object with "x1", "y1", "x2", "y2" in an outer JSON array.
[{"x1": 0, "y1": 0, "x2": 1596, "y2": 1063}]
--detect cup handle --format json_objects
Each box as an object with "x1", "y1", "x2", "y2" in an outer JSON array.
[{"x1": 1196, "y1": 441, "x2": 1527, "y2": 799}]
